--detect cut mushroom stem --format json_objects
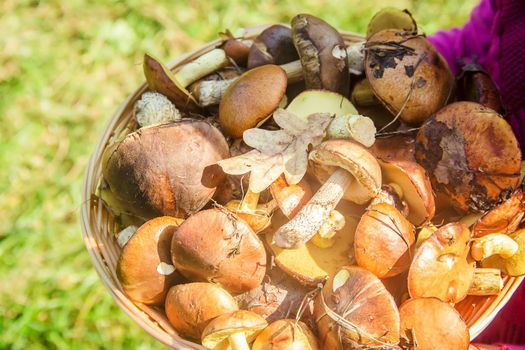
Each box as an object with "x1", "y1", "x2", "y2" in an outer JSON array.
[
  {"x1": 471, "y1": 233, "x2": 519, "y2": 261},
  {"x1": 467, "y1": 268, "x2": 503, "y2": 296},
  {"x1": 174, "y1": 48, "x2": 229, "y2": 87},
  {"x1": 273, "y1": 168, "x2": 352, "y2": 248},
  {"x1": 326, "y1": 114, "x2": 376, "y2": 147},
  {"x1": 191, "y1": 78, "x2": 237, "y2": 107},
  {"x1": 226, "y1": 190, "x2": 276, "y2": 233}
]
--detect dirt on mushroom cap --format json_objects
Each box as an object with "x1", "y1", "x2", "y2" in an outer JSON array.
[
  {"x1": 102, "y1": 120, "x2": 229, "y2": 219},
  {"x1": 171, "y1": 208, "x2": 267, "y2": 295},
  {"x1": 314, "y1": 266, "x2": 400, "y2": 349},
  {"x1": 415, "y1": 101, "x2": 521, "y2": 213},
  {"x1": 365, "y1": 29, "x2": 454, "y2": 126}
]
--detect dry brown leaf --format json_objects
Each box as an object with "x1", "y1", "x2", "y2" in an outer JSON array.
[{"x1": 218, "y1": 108, "x2": 332, "y2": 193}]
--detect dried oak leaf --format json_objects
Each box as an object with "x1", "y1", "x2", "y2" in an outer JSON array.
[{"x1": 218, "y1": 108, "x2": 332, "y2": 193}]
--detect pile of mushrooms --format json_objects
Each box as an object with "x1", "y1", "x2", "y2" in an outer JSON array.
[{"x1": 98, "y1": 8, "x2": 525, "y2": 350}]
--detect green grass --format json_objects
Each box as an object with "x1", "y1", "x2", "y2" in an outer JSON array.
[{"x1": 0, "y1": 0, "x2": 476, "y2": 348}]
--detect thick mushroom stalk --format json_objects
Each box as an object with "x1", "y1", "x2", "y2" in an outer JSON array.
[
  {"x1": 273, "y1": 168, "x2": 351, "y2": 249},
  {"x1": 273, "y1": 140, "x2": 381, "y2": 249},
  {"x1": 173, "y1": 48, "x2": 229, "y2": 87}
]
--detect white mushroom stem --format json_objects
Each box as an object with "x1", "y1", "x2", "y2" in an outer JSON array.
[
  {"x1": 326, "y1": 114, "x2": 376, "y2": 147},
  {"x1": 471, "y1": 233, "x2": 519, "y2": 261},
  {"x1": 191, "y1": 78, "x2": 237, "y2": 107},
  {"x1": 117, "y1": 225, "x2": 138, "y2": 248},
  {"x1": 467, "y1": 268, "x2": 503, "y2": 296},
  {"x1": 273, "y1": 168, "x2": 352, "y2": 248},
  {"x1": 228, "y1": 331, "x2": 250, "y2": 350},
  {"x1": 174, "y1": 49, "x2": 229, "y2": 87}
]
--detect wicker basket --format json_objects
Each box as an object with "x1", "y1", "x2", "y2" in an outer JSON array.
[{"x1": 80, "y1": 24, "x2": 524, "y2": 349}]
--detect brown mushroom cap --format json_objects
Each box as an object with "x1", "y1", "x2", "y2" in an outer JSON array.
[
  {"x1": 223, "y1": 37, "x2": 251, "y2": 66},
  {"x1": 143, "y1": 53, "x2": 200, "y2": 111},
  {"x1": 415, "y1": 101, "x2": 521, "y2": 212},
  {"x1": 252, "y1": 319, "x2": 319, "y2": 350},
  {"x1": 116, "y1": 216, "x2": 183, "y2": 305},
  {"x1": 365, "y1": 30, "x2": 454, "y2": 126},
  {"x1": 201, "y1": 310, "x2": 268, "y2": 349},
  {"x1": 379, "y1": 159, "x2": 435, "y2": 225},
  {"x1": 472, "y1": 187, "x2": 525, "y2": 237},
  {"x1": 219, "y1": 65, "x2": 287, "y2": 138},
  {"x1": 165, "y1": 282, "x2": 238, "y2": 340},
  {"x1": 355, "y1": 202, "x2": 415, "y2": 278},
  {"x1": 408, "y1": 222, "x2": 475, "y2": 303},
  {"x1": 399, "y1": 297, "x2": 470, "y2": 350},
  {"x1": 368, "y1": 133, "x2": 416, "y2": 162},
  {"x1": 366, "y1": 8, "x2": 417, "y2": 39},
  {"x1": 314, "y1": 266, "x2": 400, "y2": 349},
  {"x1": 269, "y1": 174, "x2": 312, "y2": 219},
  {"x1": 171, "y1": 208, "x2": 266, "y2": 295},
  {"x1": 309, "y1": 139, "x2": 382, "y2": 204},
  {"x1": 291, "y1": 14, "x2": 350, "y2": 95},
  {"x1": 102, "y1": 120, "x2": 229, "y2": 219},
  {"x1": 248, "y1": 25, "x2": 299, "y2": 69}
]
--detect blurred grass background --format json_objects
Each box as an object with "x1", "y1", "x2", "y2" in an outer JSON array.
[{"x1": 0, "y1": 0, "x2": 477, "y2": 348}]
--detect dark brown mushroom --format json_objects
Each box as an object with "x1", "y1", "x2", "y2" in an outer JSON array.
[
  {"x1": 291, "y1": 14, "x2": 350, "y2": 95},
  {"x1": 248, "y1": 25, "x2": 299, "y2": 69},
  {"x1": 102, "y1": 120, "x2": 229, "y2": 219}
]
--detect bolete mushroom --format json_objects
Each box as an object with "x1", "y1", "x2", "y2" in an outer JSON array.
[
  {"x1": 378, "y1": 159, "x2": 435, "y2": 225},
  {"x1": 354, "y1": 202, "x2": 415, "y2": 278},
  {"x1": 482, "y1": 228, "x2": 525, "y2": 276},
  {"x1": 365, "y1": 29, "x2": 454, "y2": 126},
  {"x1": 102, "y1": 120, "x2": 229, "y2": 219},
  {"x1": 399, "y1": 297, "x2": 470, "y2": 350},
  {"x1": 457, "y1": 58, "x2": 504, "y2": 114},
  {"x1": 291, "y1": 14, "x2": 350, "y2": 95},
  {"x1": 247, "y1": 25, "x2": 299, "y2": 69},
  {"x1": 201, "y1": 310, "x2": 267, "y2": 350},
  {"x1": 116, "y1": 216, "x2": 183, "y2": 305},
  {"x1": 314, "y1": 266, "x2": 400, "y2": 349},
  {"x1": 415, "y1": 101, "x2": 521, "y2": 212},
  {"x1": 221, "y1": 31, "x2": 252, "y2": 66},
  {"x1": 251, "y1": 319, "x2": 319, "y2": 350},
  {"x1": 165, "y1": 282, "x2": 238, "y2": 340},
  {"x1": 171, "y1": 208, "x2": 266, "y2": 295},
  {"x1": 472, "y1": 187, "x2": 525, "y2": 237},
  {"x1": 144, "y1": 49, "x2": 229, "y2": 111},
  {"x1": 408, "y1": 222, "x2": 475, "y2": 303},
  {"x1": 368, "y1": 132, "x2": 416, "y2": 162},
  {"x1": 273, "y1": 139, "x2": 381, "y2": 249},
  {"x1": 366, "y1": 7, "x2": 417, "y2": 39},
  {"x1": 219, "y1": 64, "x2": 288, "y2": 138}
]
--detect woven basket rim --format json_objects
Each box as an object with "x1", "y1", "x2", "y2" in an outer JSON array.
[{"x1": 80, "y1": 24, "x2": 524, "y2": 349}]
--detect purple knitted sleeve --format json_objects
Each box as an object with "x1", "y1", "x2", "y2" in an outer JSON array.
[{"x1": 427, "y1": 0, "x2": 495, "y2": 75}]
